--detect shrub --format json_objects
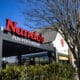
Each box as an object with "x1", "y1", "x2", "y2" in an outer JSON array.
[
  {"x1": 0, "y1": 62, "x2": 75, "y2": 80},
  {"x1": 0, "y1": 65, "x2": 27, "y2": 80}
]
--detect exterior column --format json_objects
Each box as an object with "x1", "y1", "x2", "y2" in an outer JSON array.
[
  {"x1": 17, "y1": 54, "x2": 22, "y2": 65},
  {"x1": 0, "y1": 31, "x2": 2, "y2": 69},
  {"x1": 47, "y1": 51, "x2": 53, "y2": 63}
]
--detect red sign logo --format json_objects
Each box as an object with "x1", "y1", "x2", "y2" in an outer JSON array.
[
  {"x1": 60, "y1": 39, "x2": 64, "y2": 47},
  {"x1": 5, "y1": 19, "x2": 44, "y2": 43}
]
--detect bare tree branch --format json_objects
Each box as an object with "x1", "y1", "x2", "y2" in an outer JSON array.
[{"x1": 20, "y1": 0, "x2": 80, "y2": 78}]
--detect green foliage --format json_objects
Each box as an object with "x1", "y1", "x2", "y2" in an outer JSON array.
[
  {"x1": 0, "y1": 62, "x2": 75, "y2": 80},
  {"x1": 0, "y1": 65, "x2": 27, "y2": 80}
]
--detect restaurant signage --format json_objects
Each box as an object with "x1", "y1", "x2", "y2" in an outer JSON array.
[{"x1": 5, "y1": 19, "x2": 44, "y2": 43}]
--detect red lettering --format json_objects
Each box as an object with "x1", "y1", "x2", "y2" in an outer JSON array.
[
  {"x1": 5, "y1": 19, "x2": 45, "y2": 43},
  {"x1": 15, "y1": 27, "x2": 23, "y2": 36},
  {"x1": 32, "y1": 32, "x2": 38, "y2": 41},
  {"x1": 37, "y1": 36, "x2": 41, "y2": 42},
  {"x1": 30, "y1": 32, "x2": 34, "y2": 39},
  {"x1": 27, "y1": 32, "x2": 31, "y2": 38},
  {"x1": 36, "y1": 36, "x2": 39, "y2": 42},
  {"x1": 5, "y1": 19, "x2": 17, "y2": 33},
  {"x1": 23, "y1": 30, "x2": 28, "y2": 38},
  {"x1": 40, "y1": 37, "x2": 44, "y2": 43}
]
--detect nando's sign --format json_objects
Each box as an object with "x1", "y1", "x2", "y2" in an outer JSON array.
[{"x1": 5, "y1": 19, "x2": 44, "y2": 43}]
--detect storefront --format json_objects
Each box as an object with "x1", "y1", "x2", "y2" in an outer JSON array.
[{"x1": 0, "y1": 19, "x2": 56, "y2": 68}]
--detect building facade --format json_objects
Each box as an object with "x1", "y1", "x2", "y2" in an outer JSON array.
[
  {"x1": 35, "y1": 27, "x2": 75, "y2": 64},
  {"x1": 0, "y1": 19, "x2": 56, "y2": 69}
]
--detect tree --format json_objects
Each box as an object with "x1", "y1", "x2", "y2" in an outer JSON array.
[{"x1": 20, "y1": 0, "x2": 80, "y2": 79}]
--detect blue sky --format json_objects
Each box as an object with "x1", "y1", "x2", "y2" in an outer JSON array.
[{"x1": 0, "y1": 0, "x2": 29, "y2": 30}]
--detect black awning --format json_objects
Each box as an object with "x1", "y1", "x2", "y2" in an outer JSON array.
[{"x1": 2, "y1": 40, "x2": 48, "y2": 57}]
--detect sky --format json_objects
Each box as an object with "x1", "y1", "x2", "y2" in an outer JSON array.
[{"x1": 0, "y1": 0, "x2": 30, "y2": 30}]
